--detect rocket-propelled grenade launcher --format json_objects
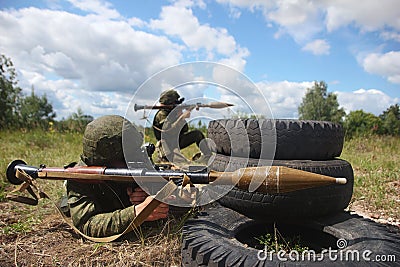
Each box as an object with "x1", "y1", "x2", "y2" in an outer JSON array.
[
  {"x1": 7, "y1": 160, "x2": 347, "y2": 194},
  {"x1": 134, "y1": 101, "x2": 234, "y2": 112}
]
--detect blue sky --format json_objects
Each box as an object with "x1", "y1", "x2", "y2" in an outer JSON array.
[{"x1": 0, "y1": 0, "x2": 399, "y2": 122}]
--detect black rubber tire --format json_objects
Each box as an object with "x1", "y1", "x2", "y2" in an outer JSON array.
[
  {"x1": 182, "y1": 204, "x2": 400, "y2": 266},
  {"x1": 207, "y1": 119, "x2": 344, "y2": 160},
  {"x1": 210, "y1": 154, "x2": 354, "y2": 220}
]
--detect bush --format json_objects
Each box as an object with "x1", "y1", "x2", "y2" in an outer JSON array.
[{"x1": 344, "y1": 110, "x2": 383, "y2": 138}]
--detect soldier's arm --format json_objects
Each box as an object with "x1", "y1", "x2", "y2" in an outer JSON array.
[
  {"x1": 164, "y1": 108, "x2": 192, "y2": 132},
  {"x1": 67, "y1": 181, "x2": 136, "y2": 238},
  {"x1": 67, "y1": 182, "x2": 169, "y2": 238}
]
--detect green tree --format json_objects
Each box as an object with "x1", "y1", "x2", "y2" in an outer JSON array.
[
  {"x1": 20, "y1": 87, "x2": 56, "y2": 129},
  {"x1": 344, "y1": 110, "x2": 382, "y2": 138},
  {"x1": 298, "y1": 81, "x2": 345, "y2": 123},
  {"x1": 379, "y1": 104, "x2": 400, "y2": 135},
  {"x1": 0, "y1": 55, "x2": 22, "y2": 128},
  {"x1": 60, "y1": 107, "x2": 93, "y2": 132}
]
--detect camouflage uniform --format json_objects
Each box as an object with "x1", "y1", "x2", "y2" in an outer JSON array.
[
  {"x1": 153, "y1": 90, "x2": 209, "y2": 159},
  {"x1": 67, "y1": 115, "x2": 146, "y2": 237},
  {"x1": 67, "y1": 178, "x2": 136, "y2": 237}
]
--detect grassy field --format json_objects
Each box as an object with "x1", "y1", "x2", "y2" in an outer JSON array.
[
  {"x1": 0, "y1": 129, "x2": 399, "y2": 265},
  {"x1": 0, "y1": 130, "x2": 82, "y2": 200},
  {"x1": 341, "y1": 135, "x2": 400, "y2": 220}
]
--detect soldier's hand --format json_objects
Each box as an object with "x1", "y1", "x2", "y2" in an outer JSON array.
[
  {"x1": 134, "y1": 196, "x2": 170, "y2": 221},
  {"x1": 127, "y1": 187, "x2": 148, "y2": 205},
  {"x1": 181, "y1": 109, "x2": 191, "y2": 119}
]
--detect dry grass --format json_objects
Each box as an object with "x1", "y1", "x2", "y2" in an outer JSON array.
[{"x1": 0, "y1": 211, "x2": 183, "y2": 266}]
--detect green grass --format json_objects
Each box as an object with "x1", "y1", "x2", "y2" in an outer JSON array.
[
  {"x1": 0, "y1": 129, "x2": 82, "y2": 233},
  {"x1": 341, "y1": 135, "x2": 400, "y2": 218},
  {"x1": 255, "y1": 230, "x2": 309, "y2": 253},
  {"x1": 2, "y1": 217, "x2": 40, "y2": 235},
  {"x1": 0, "y1": 129, "x2": 82, "y2": 175}
]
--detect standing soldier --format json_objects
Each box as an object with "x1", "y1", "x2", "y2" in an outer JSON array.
[{"x1": 152, "y1": 89, "x2": 211, "y2": 164}]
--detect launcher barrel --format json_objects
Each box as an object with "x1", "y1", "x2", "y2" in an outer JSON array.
[{"x1": 6, "y1": 160, "x2": 209, "y2": 185}]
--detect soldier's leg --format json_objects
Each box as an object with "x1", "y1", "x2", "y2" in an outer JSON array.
[
  {"x1": 179, "y1": 130, "x2": 211, "y2": 156},
  {"x1": 179, "y1": 130, "x2": 203, "y2": 149}
]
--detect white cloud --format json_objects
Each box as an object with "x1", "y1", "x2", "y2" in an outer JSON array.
[
  {"x1": 1, "y1": 1, "x2": 398, "y2": 121},
  {"x1": 0, "y1": 7, "x2": 183, "y2": 91},
  {"x1": 128, "y1": 17, "x2": 146, "y2": 28},
  {"x1": 0, "y1": 1, "x2": 253, "y2": 120},
  {"x1": 227, "y1": 6, "x2": 241, "y2": 19},
  {"x1": 217, "y1": 0, "x2": 400, "y2": 85},
  {"x1": 380, "y1": 31, "x2": 400, "y2": 42},
  {"x1": 217, "y1": 0, "x2": 324, "y2": 43},
  {"x1": 324, "y1": 0, "x2": 400, "y2": 32},
  {"x1": 362, "y1": 51, "x2": 400, "y2": 84},
  {"x1": 216, "y1": 0, "x2": 400, "y2": 43},
  {"x1": 0, "y1": 6, "x2": 186, "y2": 119},
  {"x1": 267, "y1": 0, "x2": 323, "y2": 43},
  {"x1": 18, "y1": 69, "x2": 132, "y2": 119},
  {"x1": 250, "y1": 82, "x2": 399, "y2": 119},
  {"x1": 149, "y1": 1, "x2": 249, "y2": 71},
  {"x1": 337, "y1": 89, "x2": 400, "y2": 115},
  {"x1": 255, "y1": 81, "x2": 314, "y2": 118},
  {"x1": 302, "y1": 39, "x2": 330, "y2": 55},
  {"x1": 216, "y1": 0, "x2": 273, "y2": 12},
  {"x1": 68, "y1": 0, "x2": 120, "y2": 19}
]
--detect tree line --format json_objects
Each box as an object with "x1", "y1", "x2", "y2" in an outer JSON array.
[
  {"x1": 298, "y1": 81, "x2": 400, "y2": 138},
  {"x1": 1, "y1": 55, "x2": 399, "y2": 137},
  {"x1": 0, "y1": 55, "x2": 92, "y2": 132}
]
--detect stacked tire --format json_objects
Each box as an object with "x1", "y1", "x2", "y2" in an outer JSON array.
[
  {"x1": 207, "y1": 119, "x2": 352, "y2": 220},
  {"x1": 182, "y1": 119, "x2": 400, "y2": 266}
]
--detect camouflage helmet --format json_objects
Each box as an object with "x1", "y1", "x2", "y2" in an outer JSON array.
[
  {"x1": 81, "y1": 115, "x2": 142, "y2": 166},
  {"x1": 159, "y1": 89, "x2": 183, "y2": 105}
]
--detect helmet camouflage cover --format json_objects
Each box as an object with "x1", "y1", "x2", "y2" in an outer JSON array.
[
  {"x1": 159, "y1": 89, "x2": 181, "y2": 105},
  {"x1": 81, "y1": 115, "x2": 142, "y2": 166}
]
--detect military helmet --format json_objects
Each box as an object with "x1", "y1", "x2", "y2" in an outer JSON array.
[
  {"x1": 81, "y1": 115, "x2": 142, "y2": 166},
  {"x1": 159, "y1": 89, "x2": 184, "y2": 105}
]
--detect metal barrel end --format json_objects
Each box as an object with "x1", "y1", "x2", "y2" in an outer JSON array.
[
  {"x1": 6, "y1": 160, "x2": 27, "y2": 185},
  {"x1": 134, "y1": 104, "x2": 146, "y2": 111},
  {"x1": 335, "y1": 178, "x2": 347, "y2": 184}
]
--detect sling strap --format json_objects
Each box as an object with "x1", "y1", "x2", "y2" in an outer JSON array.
[{"x1": 6, "y1": 169, "x2": 177, "y2": 242}]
